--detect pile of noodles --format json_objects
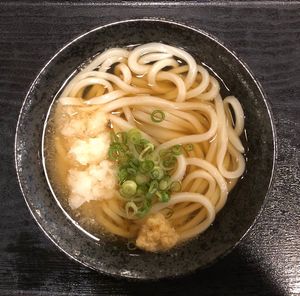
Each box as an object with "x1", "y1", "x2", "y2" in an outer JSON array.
[{"x1": 57, "y1": 43, "x2": 246, "y2": 242}]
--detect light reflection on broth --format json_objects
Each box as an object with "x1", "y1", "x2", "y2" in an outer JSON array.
[{"x1": 44, "y1": 43, "x2": 247, "y2": 252}]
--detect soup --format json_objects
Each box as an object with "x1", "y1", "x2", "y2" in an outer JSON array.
[{"x1": 44, "y1": 43, "x2": 246, "y2": 252}]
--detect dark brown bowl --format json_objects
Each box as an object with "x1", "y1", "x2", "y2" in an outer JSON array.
[{"x1": 15, "y1": 19, "x2": 276, "y2": 279}]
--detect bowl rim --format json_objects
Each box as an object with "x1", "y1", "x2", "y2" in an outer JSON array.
[{"x1": 14, "y1": 18, "x2": 277, "y2": 280}]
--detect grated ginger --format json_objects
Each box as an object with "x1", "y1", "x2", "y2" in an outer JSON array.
[{"x1": 136, "y1": 213, "x2": 179, "y2": 252}]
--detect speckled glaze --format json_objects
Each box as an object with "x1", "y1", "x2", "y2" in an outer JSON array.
[{"x1": 15, "y1": 19, "x2": 276, "y2": 280}]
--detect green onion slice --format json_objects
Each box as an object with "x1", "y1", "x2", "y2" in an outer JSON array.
[
  {"x1": 136, "y1": 184, "x2": 148, "y2": 196},
  {"x1": 148, "y1": 180, "x2": 158, "y2": 195},
  {"x1": 135, "y1": 173, "x2": 149, "y2": 185},
  {"x1": 127, "y1": 167, "x2": 137, "y2": 176},
  {"x1": 121, "y1": 180, "x2": 137, "y2": 197},
  {"x1": 171, "y1": 145, "x2": 182, "y2": 156},
  {"x1": 156, "y1": 191, "x2": 170, "y2": 202},
  {"x1": 161, "y1": 155, "x2": 177, "y2": 170},
  {"x1": 150, "y1": 166, "x2": 164, "y2": 180},
  {"x1": 128, "y1": 129, "x2": 141, "y2": 144},
  {"x1": 139, "y1": 143, "x2": 155, "y2": 161},
  {"x1": 184, "y1": 143, "x2": 194, "y2": 151},
  {"x1": 151, "y1": 110, "x2": 165, "y2": 123},
  {"x1": 137, "y1": 199, "x2": 151, "y2": 217},
  {"x1": 125, "y1": 201, "x2": 138, "y2": 217},
  {"x1": 140, "y1": 160, "x2": 154, "y2": 173},
  {"x1": 170, "y1": 181, "x2": 182, "y2": 192},
  {"x1": 128, "y1": 158, "x2": 139, "y2": 169},
  {"x1": 159, "y1": 178, "x2": 170, "y2": 191},
  {"x1": 118, "y1": 168, "x2": 128, "y2": 183}
]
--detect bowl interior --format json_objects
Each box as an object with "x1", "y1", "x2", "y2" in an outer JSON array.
[{"x1": 15, "y1": 19, "x2": 275, "y2": 279}]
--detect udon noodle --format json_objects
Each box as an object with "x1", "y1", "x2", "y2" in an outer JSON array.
[{"x1": 45, "y1": 43, "x2": 246, "y2": 252}]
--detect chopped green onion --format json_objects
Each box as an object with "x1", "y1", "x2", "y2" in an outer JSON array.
[
  {"x1": 118, "y1": 168, "x2": 128, "y2": 183},
  {"x1": 134, "y1": 144, "x2": 144, "y2": 154},
  {"x1": 151, "y1": 110, "x2": 165, "y2": 123},
  {"x1": 137, "y1": 200, "x2": 151, "y2": 217},
  {"x1": 118, "y1": 152, "x2": 130, "y2": 163},
  {"x1": 171, "y1": 145, "x2": 182, "y2": 155},
  {"x1": 128, "y1": 158, "x2": 139, "y2": 169},
  {"x1": 116, "y1": 132, "x2": 127, "y2": 143},
  {"x1": 145, "y1": 142, "x2": 154, "y2": 152},
  {"x1": 170, "y1": 181, "x2": 182, "y2": 192},
  {"x1": 108, "y1": 142, "x2": 128, "y2": 160},
  {"x1": 131, "y1": 195, "x2": 146, "y2": 203},
  {"x1": 140, "y1": 138, "x2": 150, "y2": 146},
  {"x1": 159, "y1": 149, "x2": 168, "y2": 158},
  {"x1": 127, "y1": 167, "x2": 137, "y2": 176},
  {"x1": 120, "y1": 143, "x2": 129, "y2": 152},
  {"x1": 140, "y1": 160, "x2": 154, "y2": 173},
  {"x1": 136, "y1": 184, "x2": 148, "y2": 196},
  {"x1": 161, "y1": 155, "x2": 177, "y2": 170},
  {"x1": 109, "y1": 128, "x2": 183, "y2": 216},
  {"x1": 121, "y1": 180, "x2": 137, "y2": 197},
  {"x1": 108, "y1": 149, "x2": 117, "y2": 160},
  {"x1": 108, "y1": 147, "x2": 121, "y2": 160},
  {"x1": 139, "y1": 143, "x2": 155, "y2": 161},
  {"x1": 125, "y1": 201, "x2": 138, "y2": 217},
  {"x1": 150, "y1": 166, "x2": 164, "y2": 180},
  {"x1": 128, "y1": 129, "x2": 141, "y2": 144},
  {"x1": 148, "y1": 152, "x2": 160, "y2": 164},
  {"x1": 159, "y1": 178, "x2": 170, "y2": 191},
  {"x1": 135, "y1": 173, "x2": 149, "y2": 185},
  {"x1": 148, "y1": 180, "x2": 158, "y2": 195},
  {"x1": 156, "y1": 191, "x2": 170, "y2": 202},
  {"x1": 184, "y1": 143, "x2": 194, "y2": 151},
  {"x1": 127, "y1": 142, "x2": 140, "y2": 159},
  {"x1": 145, "y1": 142, "x2": 155, "y2": 151}
]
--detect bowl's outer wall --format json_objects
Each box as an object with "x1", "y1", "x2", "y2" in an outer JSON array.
[{"x1": 15, "y1": 20, "x2": 274, "y2": 279}]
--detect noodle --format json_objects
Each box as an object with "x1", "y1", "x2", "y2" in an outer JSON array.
[{"x1": 45, "y1": 43, "x2": 246, "y2": 252}]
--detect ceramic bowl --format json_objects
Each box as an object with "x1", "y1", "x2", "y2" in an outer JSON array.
[{"x1": 15, "y1": 19, "x2": 276, "y2": 279}]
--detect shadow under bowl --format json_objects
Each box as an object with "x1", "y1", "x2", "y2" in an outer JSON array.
[{"x1": 15, "y1": 19, "x2": 276, "y2": 280}]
